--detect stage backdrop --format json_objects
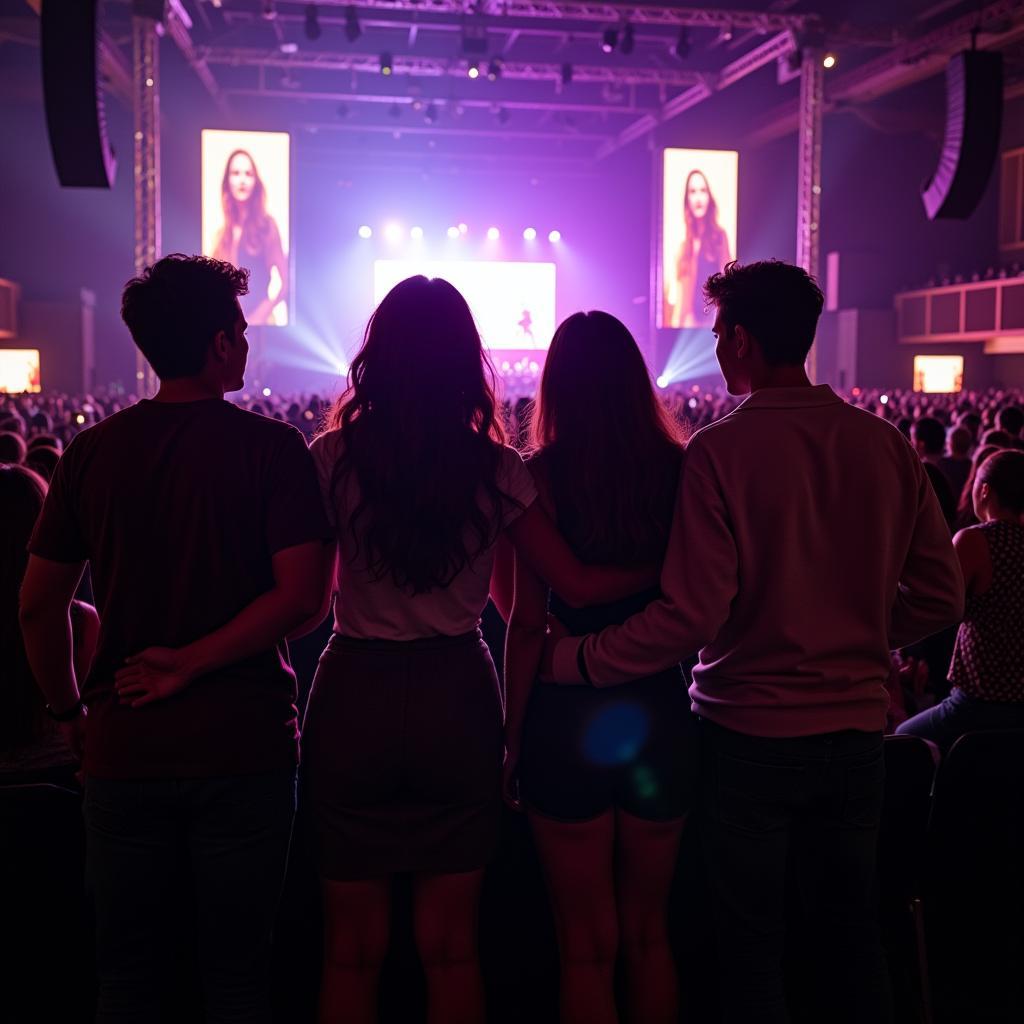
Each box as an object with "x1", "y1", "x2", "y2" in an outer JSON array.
[
  {"x1": 201, "y1": 129, "x2": 291, "y2": 326},
  {"x1": 659, "y1": 148, "x2": 738, "y2": 330},
  {"x1": 373, "y1": 259, "x2": 556, "y2": 350}
]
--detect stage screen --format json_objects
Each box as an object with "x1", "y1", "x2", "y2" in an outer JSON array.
[
  {"x1": 913, "y1": 355, "x2": 964, "y2": 393},
  {"x1": 0, "y1": 349, "x2": 41, "y2": 393},
  {"x1": 659, "y1": 148, "x2": 738, "y2": 330},
  {"x1": 201, "y1": 129, "x2": 290, "y2": 326},
  {"x1": 373, "y1": 260, "x2": 556, "y2": 349}
]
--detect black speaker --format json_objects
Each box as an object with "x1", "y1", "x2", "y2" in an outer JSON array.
[
  {"x1": 41, "y1": 0, "x2": 117, "y2": 188},
  {"x1": 921, "y1": 50, "x2": 1002, "y2": 221}
]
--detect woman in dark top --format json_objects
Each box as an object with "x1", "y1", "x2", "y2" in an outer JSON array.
[
  {"x1": 503, "y1": 311, "x2": 694, "y2": 1024},
  {"x1": 898, "y1": 449, "x2": 1024, "y2": 751}
]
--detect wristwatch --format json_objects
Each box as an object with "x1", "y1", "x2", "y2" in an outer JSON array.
[{"x1": 45, "y1": 698, "x2": 86, "y2": 722}]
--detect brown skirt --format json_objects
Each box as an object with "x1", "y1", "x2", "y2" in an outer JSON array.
[{"x1": 300, "y1": 630, "x2": 503, "y2": 880}]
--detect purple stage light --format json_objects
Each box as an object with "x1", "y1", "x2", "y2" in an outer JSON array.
[
  {"x1": 410, "y1": 225, "x2": 424, "y2": 240},
  {"x1": 487, "y1": 226, "x2": 500, "y2": 240},
  {"x1": 384, "y1": 222, "x2": 402, "y2": 242},
  {"x1": 358, "y1": 225, "x2": 372, "y2": 239},
  {"x1": 523, "y1": 227, "x2": 537, "y2": 240},
  {"x1": 447, "y1": 225, "x2": 460, "y2": 239},
  {"x1": 548, "y1": 229, "x2": 561, "y2": 243}
]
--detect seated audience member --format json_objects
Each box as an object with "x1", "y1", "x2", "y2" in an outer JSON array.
[
  {"x1": 303, "y1": 276, "x2": 652, "y2": 1024},
  {"x1": 956, "y1": 411, "x2": 982, "y2": 445},
  {"x1": 955, "y1": 444, "x2": 1002, "y2": 530},
  {"x1": 0, "y1": 430, "x2": 27, "y2": 464},
  {"x1": 897, "y1": 449, "x2": 1024, "y2": 751},
  {"x1": 25, "y1": 444, "x2": 60, "y2": 483},
  {"x1": 0, "y1": 464, "x2": 98, "y2": 784},
  {"x1": 503, "y1": 311, "x2": 692, "y2": 1024},
  {"x1": 911, "y1": 416, "x2": 946, "y2": 466},
  {"x1": 547, "y1": 260, "x2": 964, "y2": 1024},
  {"x1": 939, "y1": 425, "x2": 972, "y2": 502},
  {"x1": 27, "y1": 433, "x2": 62, "y2": 453},
  {"x1": 997, "y1": 404, "x2": 1024, "y2": 441},
  {"x1": 19, "y1": 254, "x2": 331, "y2": 1022},
  {"x1": 981, "y1": 428, "x2": 1014, "y2": 448}
]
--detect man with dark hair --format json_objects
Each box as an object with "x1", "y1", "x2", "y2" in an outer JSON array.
[
  {"x1": 911, "y1": 416, "x2": 946, "y2": 464},
  {"x1": 939, "y1": 424, "x2": 973, "y2": 502},
  {"x1": 20, "y1": 254, "x2": 331, "y2": 1022},
  {"x1": 550, "y1": 260, "x2": 964, "y2": 1022},
  {"x1": 996, "y1": 403, "x2": 1024, "y2": 440}
]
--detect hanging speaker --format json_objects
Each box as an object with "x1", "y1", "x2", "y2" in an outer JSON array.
[
  {"x1": 41, "y1": 0, "x2": 117, "y2": 188},
  {"x1": 921, "y1": 50, "x2": 1002, "y2": 220}
]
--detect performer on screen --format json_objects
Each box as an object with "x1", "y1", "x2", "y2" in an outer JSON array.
[
  {"x1": 211, "y1": 149, "x2": 289, "y2": 326},
  {"x1": 664, "y1": 169, "x2": 731, "y2": 329}
]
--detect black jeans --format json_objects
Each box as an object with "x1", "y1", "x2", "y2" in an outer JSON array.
[
  {"x1": 699, "y1": 720, "x2": 892, "y2": 1024},
  {"x1": 83, "y1": 769, "x2": 297, "y2": 1024}
]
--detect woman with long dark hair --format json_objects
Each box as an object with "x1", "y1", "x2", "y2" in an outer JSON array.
[
  {"x1": 0, "y1": 464, "x2": 98, "y2": 782},
  {"x1": 211, "y1": 149, "x2": 289, "y2": 325},
  {"x1": 664, "y1": 169, "x2": 731, "y2": 329},
  {"x1": 502, "y1": 311, "x2": 694, "y2": 1024},
  {"x1": 303, "y1": 277, "x2": 653, "y2": 1024}
]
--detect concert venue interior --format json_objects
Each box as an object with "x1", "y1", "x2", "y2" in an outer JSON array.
[{"x1": 2, "y1": 2, "x2": 1024, "y2": 1023}]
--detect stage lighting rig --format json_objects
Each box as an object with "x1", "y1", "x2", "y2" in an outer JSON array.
[
  {"x1": 561, "y1": 63, "x2": 573, "y2": 86},
  {"x1": 674, "y1": 28, "x2": 691, "y2": 60},
  {"x1": 262, "y1": 0, "x2": 276, "y2": 21},
  {"x1": 344, "y1": 5, "x2": 361, "y2": 43},
  {"x1": 380, "y1": 52, "x2": 393, "y2": 76},
  {"x1": 487, "y1": 59, "x2": 502, "y2": 82},
  {"x1": 468, "y1": 61, "x2": 480, "y2": 79},
  {"x1": 601, "y1": 27, "x2": 617, "y2": 54}
]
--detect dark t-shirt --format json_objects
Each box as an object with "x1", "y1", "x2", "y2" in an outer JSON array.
[{"x1": 29, "y1": 399, "x2": 330, "y2": 780}]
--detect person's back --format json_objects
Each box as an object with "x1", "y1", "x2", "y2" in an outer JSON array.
[{"x1": 34, "y1": 399, "x2": 314, "y2": 777}]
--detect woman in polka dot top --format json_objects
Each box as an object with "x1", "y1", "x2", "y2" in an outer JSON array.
[{"x1": 898, "y1": 449, "x2": 1024, "y2": 752}]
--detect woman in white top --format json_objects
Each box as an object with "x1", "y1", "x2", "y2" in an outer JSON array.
[{"x1": 303, "y1": 276, "x2": 653, "y2": 1024}]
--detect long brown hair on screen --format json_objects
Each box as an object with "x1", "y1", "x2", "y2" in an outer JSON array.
[
  {"x1": 530, "y1": 310, "x2": 686, "y2": 565},
  {"x1": 324, "y1": 275, "x2": 519, "y2": 593}
]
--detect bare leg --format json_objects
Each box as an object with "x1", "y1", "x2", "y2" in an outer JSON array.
[
  {"x1": 318, "y1": 877, "x2": 391, "y2": 1024},
  {"x1": 615, "y1": 809, "x2": 686, "y2": 1024},
  {"x1": 413, "y1": 868, "x2": 487, "y2": 1024},
  {"x1": 529, "y1": 809, "x2": 619, "y2": 1024}
]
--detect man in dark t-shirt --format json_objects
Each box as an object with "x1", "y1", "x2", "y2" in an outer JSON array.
[{"x1": 20, "y1": 255, "x2": 331, "y2": 1022}]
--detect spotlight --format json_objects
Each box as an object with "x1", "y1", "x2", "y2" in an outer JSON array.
[
  {"x1": 459, "y1": 223, "x2": 468, "y2": 234},
  {"x1": 261, "y1": 0, "x2": 276, "y2": 21},
  {"x1": 344, "y1": 5, "x2": 361, "y2": 43},
  {"x1": 380, "y1": 52, "x2": 393, "y2": 76},
  {"x1": 548, "y1": 229, "x2": 561, "y2": 243},
  {"x1": 601, "y1": 27, "x2": 618, "y2": 53},
  {"x1": 523, "y1": 227, "x2": 537, "y2": 241},
  {"x1": 262, "y1": 387, "x2": 272, "y2": 397},
  {"x1": 823, "y1": 52, "x2": 837, "y2": 69},
  {"x1": 410, "y1": 226, "x2": 424, "y2": 240},
  {"x1": 561, "y1": 62, "x2": 573, "y2": 86},
  {"x1": 487, "y1": 59, "x2": 502, "y2": 81},
  {"x1": 656, "y1": 374, "x2": 668, "y2": 389},
  {"x1": 468, "y1": 61, "x2": 480, "y2": 79},
  {"x1": 384, "y1": 222, "x2": 402, "y2": 242},
  {"x1": 304, "y1": 4, "x2": 321, "y2": 41},
  {"x1": 674, "y1": 27, "x2": 691, "y2": 60},
  {"x1": 447, "y1": 225, "x2": 460, "y2": 239},
  {"x1": 279, "y1": 42, "x2": 298, "y2": 54},
  {"x1": 487, "y1": 226, "x2": 500, "y2": 240},
  {"x1": 358, "y1": 225, "x2": 372, "y2": 239},
  {"x1": 424, "y1": 103, "x2": 439, "y2": 123},
  {"x1": 721, "y1": 24, "x2": 734, "y2": 43},
  {"x1": 621, "y1": 23, "x2": 634, "y2": 55}
]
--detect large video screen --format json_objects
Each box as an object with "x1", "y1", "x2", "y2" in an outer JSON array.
[
  {"x1": 914, "y1": 355, "x2": 964, "y2": 393},
  {"x1": 0, "y1": 349, "x2": 41, "y2": 393},
  {"x1": 201, "y1": 129, "x2": 290, "y2": 326},
  {"x1": 659, "y1": 148, "x2": 738, "y2": 329},
  {"x1": 373, "y1": 260, "x2": 556, "y2": 349}
]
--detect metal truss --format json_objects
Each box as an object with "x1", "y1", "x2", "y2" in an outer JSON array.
[
  {"x1": 796, "y1": 48, "x2": 823, "y2": 381},
  {"x1": 133, "y1": 14, "x2": 161, "y2": 393},
  {"x1": 596, "y1": 29, "x2": 796, "y2": 159},
  {"x1": 198, "y1": 45, "x2": 705, "y2": 86}
]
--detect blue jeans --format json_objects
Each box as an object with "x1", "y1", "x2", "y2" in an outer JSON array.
[
  {"x1": 83, "y1": 770, "x2": 297, "y2": 1024},
  {"x1": 896, "y1": 687, "x2": 1024, "y2": 754},
  {"x1": 699, "y1": 720, "x2": 892, "y2": 1024}
]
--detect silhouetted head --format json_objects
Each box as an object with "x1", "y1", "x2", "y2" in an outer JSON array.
[
  {"x1": 974, "y1": 448, "x2": 1024, "y2": 519},
  {"x1": 912, "y1": 417, "x2": 946, "y2": 458}
]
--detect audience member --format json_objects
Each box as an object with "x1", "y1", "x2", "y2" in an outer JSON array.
[
  {"x1": 955, "y1": 443, "x2": 1002, "y2": 530},
  {"x1": 19, "y1": 254, "x2": 331, "y2": 1023},
  {"x1": 939, "y1": 425, "x2": 972, "y2": 501},
  {"x1": 546, "y1": 260, "x2": 964, "y2": 1024},
  {"x1": 996, "y1": 404, "x2": 1024, "y2": 440},
  {"x1": 0, "y1": 430, "x2": 27, "y2": 464},
  {"x1": 897, "y1": 449, "x2": 1024, "y2": 751},
  {"x1": 24, "y1": 444, "x2": 60, "y2": 483},
  {"x1": 0, "y1": 464, "x2": 98, "y2": 785},
  {"x1": 502, "y1": 311, "x2": 692, "y2": 1024},
  {"x1": 911, "y1": 416, "x2": 946, "y2": 465}
]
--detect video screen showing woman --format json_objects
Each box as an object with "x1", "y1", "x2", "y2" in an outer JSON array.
[
  {"x1": 202, "y1": 130, "x2": 290, "y2": 326},
  {"x1": 660, "y1": 149, "x2": 738, "y2": 330}
]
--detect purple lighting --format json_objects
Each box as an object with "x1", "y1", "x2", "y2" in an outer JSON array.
[
  {"x1": 523, "y1": 227, "x2": 537, "y2": 241},
  {"x1": 548, "y1": 229, "x2": 561, "y2": 243},
  {"x1": 447, "y1": 225, "x2": 460, "y2": 239},
  {"x1": 358, "y1": 225, "x2": 372, "y2": 239},
  {"x1": 487, "y1": 226, "x2": 500, "y2": 240}
]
